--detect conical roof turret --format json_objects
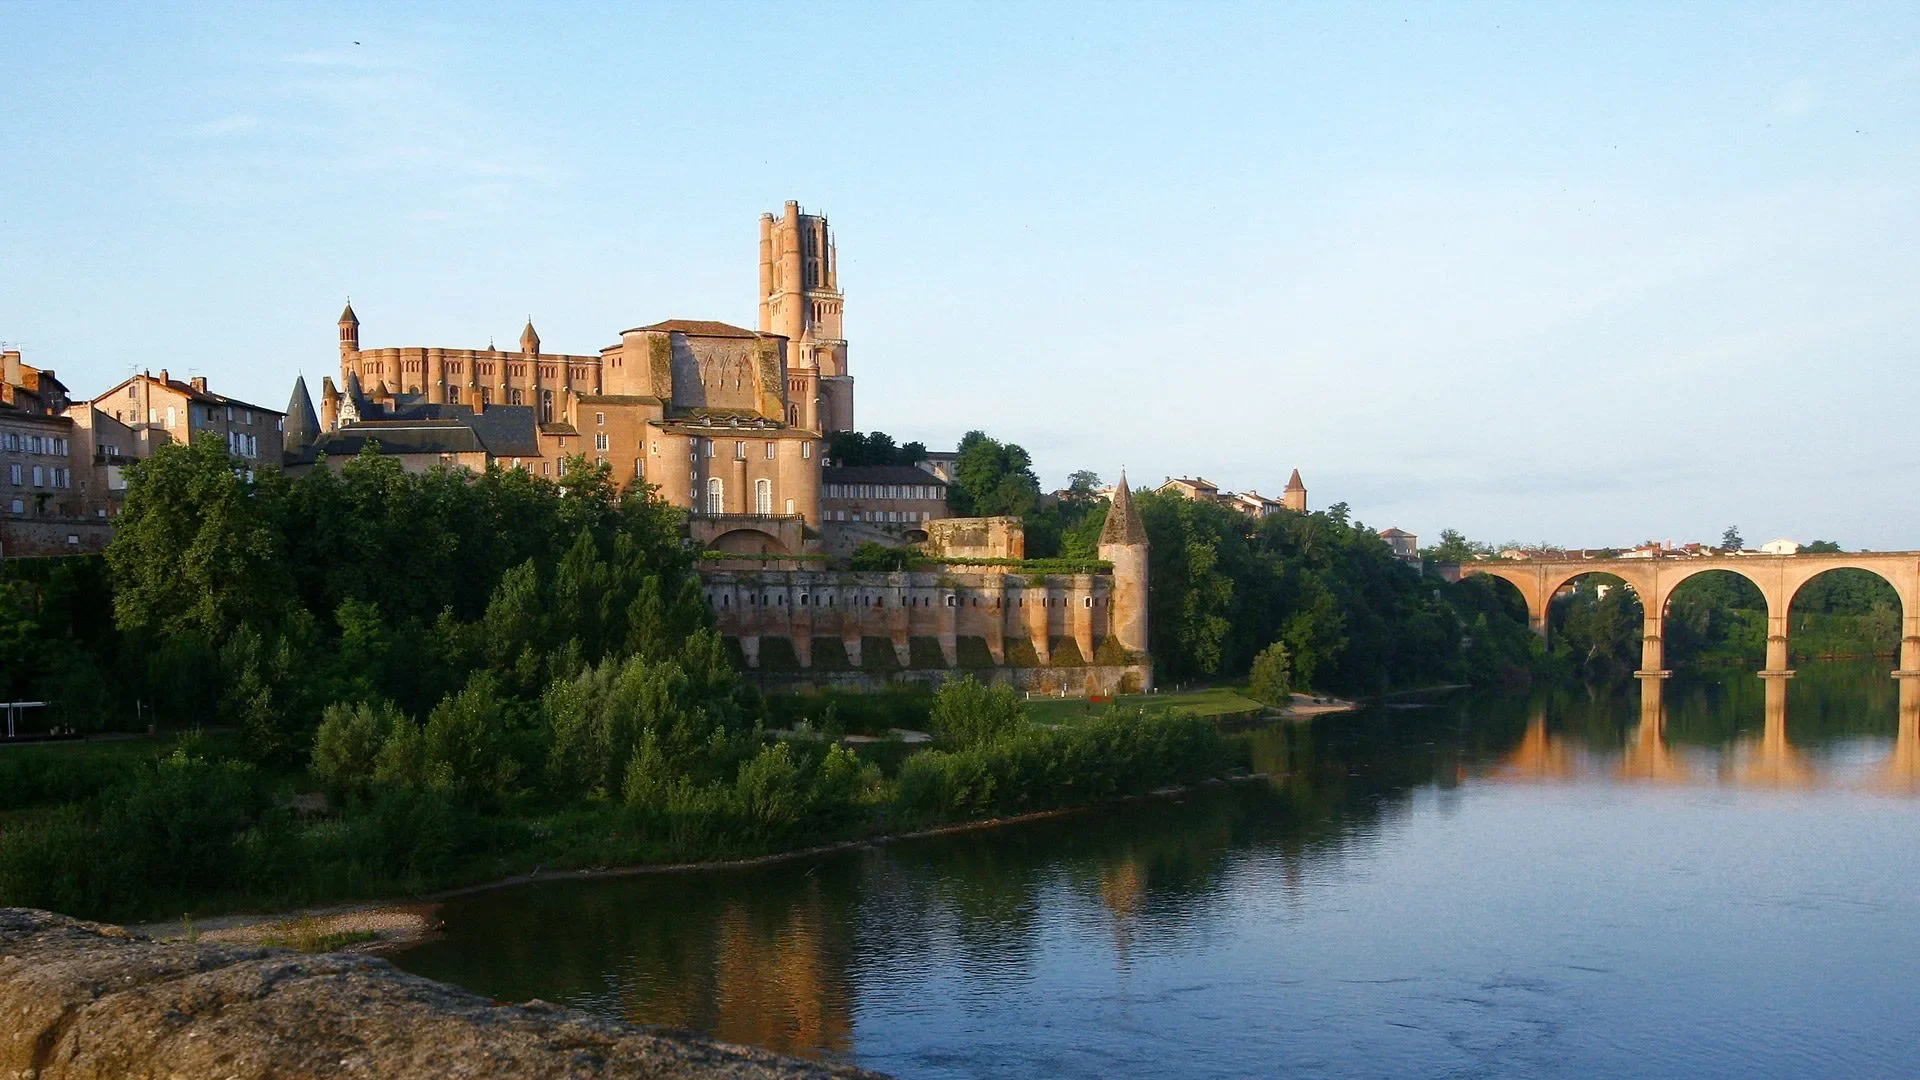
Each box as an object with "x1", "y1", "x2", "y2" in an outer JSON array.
[
  {"x1": 520, "y1": 318, "x2": 540, "y2": 355},
  {"x1": 1099, "y1": 473, "x2": 1147, "y2": 546},
  {"x1": 338, "y1": 301, "x2": 359, "y2": 326},
  {"x1": 284, "y1": 376, "x2": 321, "y2": 453},
  {"x1": 1285, "y1": 468, "x2": 1305, "y2": 492}
]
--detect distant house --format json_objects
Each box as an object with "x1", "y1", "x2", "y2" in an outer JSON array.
[
  {"x1": 1223, "y1": 490, "x2": 1285, "y2": 518},
  {"x1": 1759, "y1": 538, "x2": 1802, "y2": 555},
  {"x1": 1158, "y1": 476, "x2": 1221, "y2": 502},
  {"x1": 915, "y1": 451, "x2": 959, "y2": 484},
  {"x1": 1378, "y1": 527, "x2": 1419, "y2": 565}
]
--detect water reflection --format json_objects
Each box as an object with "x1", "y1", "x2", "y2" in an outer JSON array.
[
  {"x1": 393, "y1": 661, "x2": 1920, "y2": 1076},
  {"x1": 1468, "y1": 661, "x2": 1914, "y2": 792}
]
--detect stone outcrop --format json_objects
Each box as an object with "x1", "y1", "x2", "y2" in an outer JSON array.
[{"x1": 0, "y1": 908, "x2": 885, "y2": 1079}]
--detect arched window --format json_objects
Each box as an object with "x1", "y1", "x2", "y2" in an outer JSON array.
[
  {"x1": 706, "y1": 477, "x2": 724, "y2": 515},
  {"x1": 755, "y1": 478, "x2": 772, "y2": 515}
]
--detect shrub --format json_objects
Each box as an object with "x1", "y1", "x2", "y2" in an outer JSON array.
[
  {"x1": 1248, "y1": 642, "x2": 1293, "y2": 705},
  {"x1": 929, "y1": 675, "x2": 1026, "y2": 749},
  {"x1": 423, "y1": 672, "x2": 521, "y2": 800},
  {"x1": 312, "y1": 700, "x2": 404, "y2": 793}
]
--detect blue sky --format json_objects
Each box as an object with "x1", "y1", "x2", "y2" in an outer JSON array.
[{"x1": 3, "y1": 2, "x2": 1917, "y2": 548}]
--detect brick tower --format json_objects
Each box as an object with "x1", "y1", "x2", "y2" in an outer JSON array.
[{"x1": 758, "y1": 202, "x2": 852, "y2": 434}]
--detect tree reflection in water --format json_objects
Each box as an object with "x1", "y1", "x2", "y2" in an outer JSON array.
[{"x1": 394, "y1": 660, "x2": 1920, "y2": 1067}]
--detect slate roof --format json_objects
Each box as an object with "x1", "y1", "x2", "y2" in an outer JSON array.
[
  {"x1": 304, "y1": 422, "x2": 489, "y2": 458},
  {"x1": 822, "y1": 465, "x2": 949, "y2": 488}
]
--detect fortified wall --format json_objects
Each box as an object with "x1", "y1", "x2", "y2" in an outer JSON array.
[{"x1": 702, "y1": 479, "x2": 1154, "y2": 695}]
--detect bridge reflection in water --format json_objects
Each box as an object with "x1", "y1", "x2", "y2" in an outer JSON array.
[{"x1": 1494, "y1": 673, "x2": 1920, "y2": 793}]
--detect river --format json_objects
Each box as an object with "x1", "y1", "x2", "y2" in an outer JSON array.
[{"x1": 394, "y1": 662, "x2": 1920, "y2": 1078}]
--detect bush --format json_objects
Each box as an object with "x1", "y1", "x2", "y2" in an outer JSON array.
[
  {"x1": 929, "y1": 675, "x2": 1026, "y2": 749},
  {"x1": 312, "y1": 700, "x2": 404, "y2": 793},
  {"x1": 893, "y1": 710, "x2": 1234, "y2": 825},
  {"x1": 1248, "y1": 642, "x2": 1292, "y2": 705}
]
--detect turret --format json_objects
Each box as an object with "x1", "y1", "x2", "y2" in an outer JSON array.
[
  {"x1": 338, "y1": 301, "x2": 360, "y2": 361},
  {"x1": 340, "y1": 372, "x2": 365, "y2": 426},
  {"x1": 1283, "y1": 468, "x2": 1306, "y2": 513},
  {"x1": 285, "y1": 376, "x2": 321, "y2": 455},
  {"x1": 1097, "y1": 473, "x2": 1151, "y2": 681},
  {"x1": 520, "y1": 318, "x2": 540, "y2": 356}
]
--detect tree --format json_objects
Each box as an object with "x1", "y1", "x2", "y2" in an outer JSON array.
[
  {"x1": 948, "y1": 430, "x2": 1041, "y2": 517},
  {"x1": 1248, "y1": 642, "x2": 1292, "y2": 704},
  {"x1": 1720, "y1": 526, "x2": 1744, "y2": 552},
  {"x1": 1424, "y1": 528, "x2": 1494, "y2": 564},
  {"x1": 825, "y1": 431, "x2": 925, "y2": 467},
  {"x1": 929, "y1": 675, "x2": 1026, "y2": 749},
  {"x1": 106, "y1": 435, "x2": 291, "y2": 643},
  {"x1": 1065, "y1": 470, "x2": 1103, "y2": 498}
]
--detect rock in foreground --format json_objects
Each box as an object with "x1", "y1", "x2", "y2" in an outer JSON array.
[{"x1": 0, "y1": 908, "x2": 885, "y2": 1079}]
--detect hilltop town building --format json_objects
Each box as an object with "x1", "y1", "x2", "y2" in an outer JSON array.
[
  {"x1": 292, "y1": 202, "x2": 849, "y2": 556},
  {"x1": 1379, "y1": 527, "x2": 1419, "y2": 565},
  {"x1": 5, "y1": 353, "x2": 277, "y2": 555},
  {"x1": 1158, "y1": 470, "x2": 1308, "y2": 518}
]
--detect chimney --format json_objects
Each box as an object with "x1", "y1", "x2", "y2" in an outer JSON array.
[
  {"x1": 159, "y1": 369, "x2": 171, "y2": 385},
  {"x1": 1, "y1": 350, "x2": 20, "y2": 387},
  {"x1": 190, "y1": 376, "x2": 208, "y2": 393}
]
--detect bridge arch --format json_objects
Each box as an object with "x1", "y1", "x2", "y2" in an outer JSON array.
[{"x1": 1463, "y1": 552, "x2": 1920, "y2": 679}]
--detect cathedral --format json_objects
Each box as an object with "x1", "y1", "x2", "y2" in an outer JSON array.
[{"x1": 285, "y1": 202, "x2": 849, "y2": 555}]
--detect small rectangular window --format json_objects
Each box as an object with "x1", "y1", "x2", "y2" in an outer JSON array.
[
  {"x1": 765, "y1": 442, "x2": 775, "y2": 459},
  {"x1": 802, "y1": 442, "x2": 811, "y2": 459},
  {"x1": 595, "y1": 412, "x2": 605, "y2": 425}
]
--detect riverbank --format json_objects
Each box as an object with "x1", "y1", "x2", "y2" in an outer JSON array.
[
  {"x1": 136, "y1": 770, "x2": 1284, "y2": 953},
  {"x1": 4, "y1": 907, "x2": 880, "y2": 1079}
]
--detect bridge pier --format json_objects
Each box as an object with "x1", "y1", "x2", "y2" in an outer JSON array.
[
  {"x1": 1635, "y1": 613, "x2": 1668, "y2": 680},
  {"x1": 1760, "y1": 604, "x2": 1795, "y2": 680}
]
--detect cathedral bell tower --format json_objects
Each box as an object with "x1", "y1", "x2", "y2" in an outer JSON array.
[
  {"x1": 338, "y1": 301, "x2": 360, "y2": 362},
  {"x1": 758, "y1": 201, "x2": 852, "y2": 434}
]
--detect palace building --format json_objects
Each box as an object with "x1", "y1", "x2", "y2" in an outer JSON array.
[{"x1": 287, "y1": 201, "x2": 852, "y2": 557}]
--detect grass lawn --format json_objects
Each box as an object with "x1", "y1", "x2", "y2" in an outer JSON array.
[{"x1": 1025, "y1": 686, "x2": 1267, "y2": 727}]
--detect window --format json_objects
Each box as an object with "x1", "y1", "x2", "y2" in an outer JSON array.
[
  {"x1": 148, "y1": 408, "x2": 156, "y2": 423},
  {"x1": 127, "y1": 385, "x2": 136, "y2": 399},
  {"x1": 755, "y1": 478, "x2": 772, "y2": 515},
  {"x1": 706, "y1": 477, "x2": 724, "y2": 514},
  {"x1": 595, "y1": 412, "x2": 605, "y2": 426},
  {"x1": 8, "y1": 499, "x2": 20, "y2": 514},
  {"x1": 7, "y1": 464, "x2": 19, "y2": 485},
  {"x1": 801, "y1": 441, "x2": 812, "y2": 460},
  {"x1": 594, "y1": 433, "x2": 609, "y2": 451},
  {"x1": 449, "y1": 386, "x2": 461, "y2": 403},
  {"x1": 650, "y1": 440, "x2": 659, "y2": 456},
  {"x1": 765, "y1": 441, "x2": 775, "y2": 459},
  {"x1": 703, "y1": 439, "x2": 714, "y2": 457},
  {"x1": 785, "y1": 498, "x2": 795, "y2": 515},
  {"x1": 509, "y1": 389, "x2": 524, "y2": 405},
  {"x1": 32, "y1": 466, "x2": 45, "y2": 487},
  {"x1": 734, "y1": 441, "x2": 746, "y2": 460},
  {"x1": 166, "y1": 407, "x2": 176, "y2": 427}
]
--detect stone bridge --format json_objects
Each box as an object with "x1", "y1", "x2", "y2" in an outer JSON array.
[{"x1": 1460, "y1": 552, "x2": 1920, "y2": 682}]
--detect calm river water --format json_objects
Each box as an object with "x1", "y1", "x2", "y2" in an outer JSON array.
[{"x1": 395, "y1": 662, "x2": 1920, "y2": 1078}]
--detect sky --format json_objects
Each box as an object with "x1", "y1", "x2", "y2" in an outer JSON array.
[{"x1": 3, "y1": 2, "x2": 1918, "y2": 549}]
